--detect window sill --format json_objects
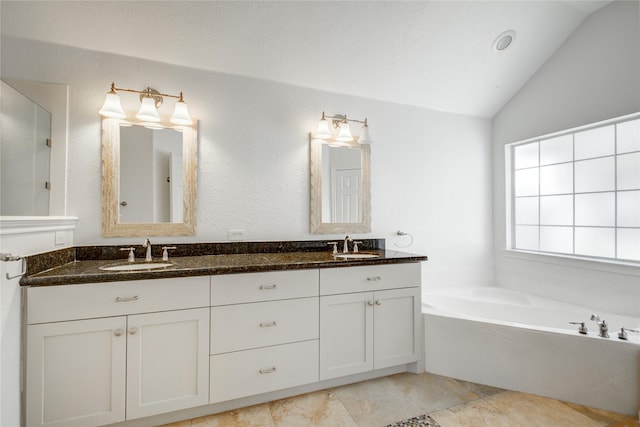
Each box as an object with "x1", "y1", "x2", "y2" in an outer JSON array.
[{"x1": 501, "y1": 249, "x2": 640, "y2": 276}]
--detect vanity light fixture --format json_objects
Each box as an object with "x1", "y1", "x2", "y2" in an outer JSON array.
[
  {"x1": 99, "y1": 82, "x2": 193, "y2": 125},
  {"x1": 314, "y1": 112, "x2": 373, "y2": 144}
]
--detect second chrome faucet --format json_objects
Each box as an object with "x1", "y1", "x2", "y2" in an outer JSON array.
[{"x1": 143, "y1": 238, "x2": 153, "y2": 262}]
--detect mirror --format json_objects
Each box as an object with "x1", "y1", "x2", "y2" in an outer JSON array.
[
  {"x1": 1, "y1": 81, "x2": 51, "y2": 215},
  {"x1": 309, "y1": 136, "x2": 371, "y2": 233},
  {"x1": 102, "y1": 117, "x2": 197, "y2": 237},
  {"x1": 1, "y1": 79, "x2": 68, "y2": 216}
]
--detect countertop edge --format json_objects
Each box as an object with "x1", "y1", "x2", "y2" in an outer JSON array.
[{"x1": 20, "y1": 253, "x2": 428, "y2": 287}]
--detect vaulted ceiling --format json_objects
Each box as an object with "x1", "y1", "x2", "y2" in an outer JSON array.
[{"x1": 1, "y1": 1, "x2": 609, "y2": 118}]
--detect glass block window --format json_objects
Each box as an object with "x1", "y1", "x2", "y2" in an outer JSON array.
[{"x1": 507, "y1": 114, "x2": 640, "y2": 263}]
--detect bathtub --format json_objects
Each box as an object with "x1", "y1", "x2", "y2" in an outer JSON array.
[{"x1": 422, "y1": 286, "x2": 640, "y2": 416}]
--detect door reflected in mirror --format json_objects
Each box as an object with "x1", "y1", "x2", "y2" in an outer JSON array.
[
  {"x1": 310, "y1": 136, "x2": 371, "y2": 234},
  {"x1": 322, "y1": 145, "x2": 362, "y2": 223},
  {"x1": 119, "y1": 125, "x2": 183, "y2": 223}
]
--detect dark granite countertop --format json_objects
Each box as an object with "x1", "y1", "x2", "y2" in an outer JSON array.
[{"x1": 21, "y1": 249, "x2": 428, "y2": 287}]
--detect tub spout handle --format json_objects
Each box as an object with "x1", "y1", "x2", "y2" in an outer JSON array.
[
  {"x1": 618, "y1": 327, "x2": 639, "y2": 340},
  {"x1": 598, "y1": 320, "x2": 609, "y2": 338},
  {"x1": 569, "y1": 321, "x2": 588, "y2": 334}
]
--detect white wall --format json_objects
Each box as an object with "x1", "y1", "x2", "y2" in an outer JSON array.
[
  {"x1": 492, "y1": 1, "x2": 640, "y2": 317},
  {"x1": 1, "y1": 36, "x2": 494, "y2": 290}
]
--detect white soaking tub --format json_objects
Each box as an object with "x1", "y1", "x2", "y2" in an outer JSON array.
[{"x1": 422, "y1": 286, "x2": 640, "y2": 416}]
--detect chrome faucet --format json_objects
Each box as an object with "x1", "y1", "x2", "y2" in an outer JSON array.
[
  {"x1": 143, "y1": 238, "x2": 153, "y2": 262},
  {"x1": 590, "y1": 314, "x2": 609, "y2": 338},
  {"x1": 343, "y1": 235, "x2": 353, "y2": 253}
]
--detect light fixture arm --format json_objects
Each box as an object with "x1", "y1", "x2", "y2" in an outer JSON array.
[
  {"x1": 100, "y1": 82, "x2": 193, "y2": 126},
  {"x1": 323, "y1": 112, "x2": 368, "y2": 129},
  {"x1": 108, "y1": 82, "x2": 185, "y2": 101},
  {"x1": 314, "y1": 111, "x2": 373, "y2": 144}
]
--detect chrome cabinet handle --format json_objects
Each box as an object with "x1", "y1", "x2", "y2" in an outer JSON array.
[
  {"x1": 128, "y1": 327, "x2": 138, "y2": 335},
  {"x1": 259, "y1": 321, "x2": 277, "y2": 328},
  {"x1": 367, "y1": 301, "x2": 374, "y2": 306},
  {"x1": 114, "y1": 329, "x2": 124, "y2": 337},
  {"x1": 115, "y1": 295, "x2": 139, "y2": 303},
  {"x1": 259, "y1": 284, "x2": 277, "y2": 290},
  {"x1": 375, "y1": 300, "x2": 382, "y2": 306},
  {"x1": 366, "y1": 276, "x2": 382, "y2": 282},
  {"x1": 259, "y1": 366, "x2": 277, "y2": 374}
]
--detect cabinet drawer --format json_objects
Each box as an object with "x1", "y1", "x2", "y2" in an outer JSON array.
[
  {"x1": 211, "y1": 270, "x2": 318, "y2": 306},
  {"x1": 27, "y1": 276, "x2": 210, "y2": 324},
  {"x1": 210, "y1": 340, "x2": 318, "y2": 403},
  {"x1": 211, "y1": 297, "x2": 318, "y2": 354},
  {"x1": 320, "y1": 263, "x2": 421, "y2": 295}
]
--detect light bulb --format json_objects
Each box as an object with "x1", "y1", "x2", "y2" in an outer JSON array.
[
  {"x1": 357, "y1": 120, "x2": 373, "y2": 144},
  {"x1": 98, "y1": 91, "x2": 126, "y2": 119},
  {"x1": 136, "y1": 96, "x2": 160, "y2": 122},
  {"x1": 336, "y1": 121, "x2": 353, "y2": 142},
  {"x1": 314, "y1": 112, "x2": 332, "y2": 139},
  {"x1": 170, "y1": 100, "x2": 193, "y2": 125}
]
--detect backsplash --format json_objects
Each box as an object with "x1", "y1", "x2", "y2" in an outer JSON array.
[{"x1": 25, "y1": 239, "x2": 385, "y2": 277}]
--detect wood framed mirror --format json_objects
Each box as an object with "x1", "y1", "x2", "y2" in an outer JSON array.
[
  {"x1": 101, "y1": 117, "x2": 197, "y2": 237},
  {"x1": 309, "y1": 135, "x2": 371, "y2": 234}
]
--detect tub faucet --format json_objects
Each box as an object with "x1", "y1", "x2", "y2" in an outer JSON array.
[
  {"x1": 343, "y1": 235, "x2": 352, "y2": 253},
  {"x1": 618, "y1": 327, "x2": 639, "y2": 340},
  {"x1": 590, "y1": 314, "x2": 609, "y2": 338},
  {"x1": 143, "y1": 238, "x2": 153, "y2": 262}
]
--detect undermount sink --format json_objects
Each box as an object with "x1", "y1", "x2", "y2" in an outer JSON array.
[
  {"x1": 333, "y1": 253, "x2": 380, "y2": 260},
  {"x1": 100, "y1": 262, "x2": 173, "y2": 271}
]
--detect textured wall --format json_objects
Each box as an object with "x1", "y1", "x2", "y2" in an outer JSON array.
[
  {"x1": 1, "y1": 37, "x2": 493, "y2": 289},
  {"x1": 492, "y1": 1, "x2": 640, "y2": 316}
]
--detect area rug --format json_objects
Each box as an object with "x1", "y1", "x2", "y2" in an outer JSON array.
[{"x1": 384, "y1": 414, "x2": 441, "y2": 427}]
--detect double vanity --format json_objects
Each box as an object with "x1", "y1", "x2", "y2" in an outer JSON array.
[
  {"x1": 20, "y1": 240, "x2": 427, "y2": 427},
  {"x1": 7, "y1": 77, "x2": 425, "y2": 427}
]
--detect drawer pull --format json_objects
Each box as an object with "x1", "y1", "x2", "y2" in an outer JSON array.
[
  {"x1": 128, "y1": 327, "x2": 138, "y2": 335},
  {"x1": 259, "y1": 284, "x2": 277, "y2": 290},
  {"x1": 366, "y1": 276, "x2": 382, "y2": 282},
  {"x1": 259, "y1": 321, "x2": 277, "y2": 328},
  {"x1": 114, "y1": 329, "x2": 124, "y2": 337},
  {"x1": 259, "y1": 366, "x2": 277, "y2": 375},
  {"x1": 115, "y1": 295, "x2": 139, "y2": 303}
]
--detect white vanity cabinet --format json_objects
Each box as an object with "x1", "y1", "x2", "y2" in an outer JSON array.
[
  {"x1": 25, "y1": 276, "x2": 210, "y2": 427},
  {"x1": 319, "y1": 263, "x2": 421, "y2": 380},
  {"x1": 209, "y1": 270, "x2": 319, "y2": 403}
]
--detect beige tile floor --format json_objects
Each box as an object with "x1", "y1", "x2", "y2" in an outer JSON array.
[{"x1": 163, "y1": 372, "x2": 639, "y2": 427}]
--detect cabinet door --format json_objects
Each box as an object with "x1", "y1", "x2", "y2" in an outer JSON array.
[
  {"x1": 373, "y1": 287, "x2": 421, "y2": 369},
  {"x1": 320, "y1": 292, "x2": 373, "y2": 380},
  {"x1": 26, "y1": 317, "x2": 127, "y2": 427},
  {"x1": 126, "y1": 307, "x2": 209, "y2": 420}
]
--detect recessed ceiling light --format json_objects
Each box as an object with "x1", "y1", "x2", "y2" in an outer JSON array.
[{"x1": 493, "y1": 30, "x2": 516, "y2": 52}]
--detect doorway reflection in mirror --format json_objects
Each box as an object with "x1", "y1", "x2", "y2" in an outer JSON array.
[{"x1": 119, "y1": 125, "x2": 183, "y2": 223}]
